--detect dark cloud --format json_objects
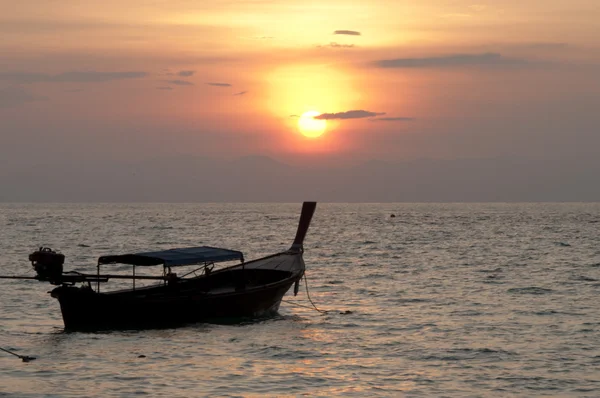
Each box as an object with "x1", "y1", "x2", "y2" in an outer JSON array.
[
  {"x1": 177, "y1": 70, "x2": 195, "y2": 77},
  {"x1": 233, "y1": 91, "x2": 247, "y2": 96},
  {"x1": 374, "y1": 53, "x2": 526, "y2": 68},
  {"x1": 314, "y1": 110, "x2": 385, "y2": 120},
  {"x1": 371, "y1": 117, "x2": 415, "y2": 122},
  {"x1": 156, "y1": 86, "x2": 173, "y2": 90},
  {"x1": 0, "y1": 71, "x2": 147, "y2": 83},
  {"x1": 167, "y1": 80, "x2": 194, "y2": 86},
  {"x1": 207, "y1": 82, "x2": 232, "y2": 87},
  {"x1": 318, "y1": 42, "x2": 355, "y2": 48},
  {"x1": 334, "y1": 30, "x2": 361, "y2": 36},
  {"x1": 0, "y1": 86, "x2": 48, "y2": 108}
]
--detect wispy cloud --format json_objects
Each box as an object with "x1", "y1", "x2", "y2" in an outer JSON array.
[
  {"x1": 374, "y1": 53, "x2": 526, "y2": 68},
  {"x1": 177, "y1": 70, "x2": 195, "y2": 77},
  {"x1": 156, "y1": 86, "x2": 173, "y2": 90},
  {"x1": 289, "y1": 114, "x2": 300, "y2": 118},
  {"x1": 521, "y1": 42, "x2": 569, "y2": 50},
  {"x1": 206, "y1": 82, "x2": 232, "y2": 87},
  {"x1": 318, "y1": 42, "x2": 355, "y2": 48},
  {"x1": 0, "y1": 86, "x2": 48, "y2": 108},
  {"x1": 315, "y1": 110, "x2": 385, "y2": 120},
  {"x1": 233, "y1": 91, "x2": 247, "y2": 96},
  {"x1": 0, "y1": 71, "x2": 147, "y2": 84},
  {"x1": 167, "y1": 80, "x2": 194, "y2": 86},
  {"x1": 371, "y1": 117, "x2": 415, "y2": 122},
  {"x1": 334, "y1": 30, "x2": 361, "y2": 36}
]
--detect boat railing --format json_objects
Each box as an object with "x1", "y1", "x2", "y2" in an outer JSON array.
[{"x1": 94, "y1": 260, "x2": 232, "y2": 293}]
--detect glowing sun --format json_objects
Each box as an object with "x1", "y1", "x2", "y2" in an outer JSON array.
[{"x1": 298, "y1": 111, "x2": 327, "y2": 138}]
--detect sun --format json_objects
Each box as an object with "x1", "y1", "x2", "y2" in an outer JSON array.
[{"x1": 298, "y1": 111, "x2": 327, "y2": 138}]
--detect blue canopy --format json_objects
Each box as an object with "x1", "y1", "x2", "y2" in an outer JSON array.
[{"x1": 98, "y1": 246, "x2": 244, "y2": 267}]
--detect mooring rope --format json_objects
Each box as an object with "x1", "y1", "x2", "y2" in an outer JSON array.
[
  {"x1": 303, "y1": 273, "x2": 328, "y2": 314},
  {"x1": 281, "y1": 298, "x2": 322, "y2": 311},
  {"x1": 281, "y1": 273, "x2": 328, "y2": 314},
  {"x1": 0, "y1": 346, "x2": 36, "y2": 362}
]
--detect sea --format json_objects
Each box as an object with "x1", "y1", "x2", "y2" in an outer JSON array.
[{"x1": 1, "y1": 203, "x2": 600, "y2": 397}]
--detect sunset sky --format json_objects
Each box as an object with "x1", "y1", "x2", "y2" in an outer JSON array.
[{"x1": 1, "y1": 1, "x2": 599, "y2": 200}]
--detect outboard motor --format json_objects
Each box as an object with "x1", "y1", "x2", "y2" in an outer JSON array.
[{"x1": 29, "y1": 247, "x2": 64, "y2": 282}]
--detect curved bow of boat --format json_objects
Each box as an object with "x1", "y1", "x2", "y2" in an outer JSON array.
[
  {"x1": 241, "y1": 201, "x2": 316, "y2": 274},
  {"x1": 289, "y1": 201, "x2": 317, "y2": 253}
]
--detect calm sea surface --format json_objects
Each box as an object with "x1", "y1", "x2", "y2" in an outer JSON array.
[{"x1": 1, "y1": 203, "x2": 600, "y2": 397}]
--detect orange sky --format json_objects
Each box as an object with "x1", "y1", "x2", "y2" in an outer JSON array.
[{"x1": 1, "y1": 0, "x2": 599, "y2": 166}]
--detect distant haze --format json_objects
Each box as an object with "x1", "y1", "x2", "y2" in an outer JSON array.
[{"x1": 2, "y1": 155, "x2": 599, "y2": 202}]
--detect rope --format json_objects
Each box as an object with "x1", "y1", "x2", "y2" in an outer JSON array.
[
  {"x1": 0, "y1": 346, "x2": 36, "y2": 362},
  {"x1": 281, "y1": 273, "x2": 328, "y2": 314},
  {"x1": 281, "y1": 299, "x2": 322, "y2": 311},
  {"x1": 303, "y1": 272, "x2": 327, "y2": 314},
  {"x1": 302, "y1": 273, "x2": 328, "y2": 314}
]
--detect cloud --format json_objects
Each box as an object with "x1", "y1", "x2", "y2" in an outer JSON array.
[
  {"x1": 374, "y1": 53, "x2": 526, "y2": 68},
  {"x1": 233, "y1": 91, "x2": 247, "y2": 96},
  {"x1": 206, "y1": 82, "x2": 232, "y2": 87},
  {"x1": 156, "y1": 86, "x2": 173, "y2": 90},
  {"x1": 314, "y1": 110, "x2": 385, "y2": 120},
  {"x1": 167, "y1": 80, "x2": 194, "y2": 86},
  {"x1": 0, "y1": 86, "x2": 48, "y2": 108},
  {"x1": 318, "y1": 42, "x2": 355, "y2": 48},
  {"x1": 177, "y1": 70, "x2": 195, "y2": 77},
  {"x1": 521, "y1": 42, "x2": 569, "y2": 50},
  {"x1": 371, "y1": 117, "x2": 415, "y2": 122},
  {"x1": 289, "y1": 114, "x2": 299, "y2": 118},
  {"x1": 0, "y1": 71, "x2": 147, "y2": 84},
  {"x1": 334, "y1": 30, "x2": 361, "y2": 36},
  {"x1": 241, "y1": 36, "x2": 276, "y2": 40}
]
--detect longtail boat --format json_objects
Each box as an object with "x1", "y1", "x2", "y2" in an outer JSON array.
[{"x1": 1, "y1": 202, "x2": 317, "y2": 331}]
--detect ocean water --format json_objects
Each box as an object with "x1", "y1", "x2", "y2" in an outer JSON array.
[{"x1": 1, "y1": 203, "x2": 600, "y2": 397}]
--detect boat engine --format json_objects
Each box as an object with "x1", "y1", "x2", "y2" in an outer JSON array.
[{"x1": 29, "y1": 247, "x2": 65, "y2": 282}]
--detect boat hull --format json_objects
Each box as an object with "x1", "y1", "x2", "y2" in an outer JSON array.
[
  {"x1": 52, "y1": 260, "x2": 303, "y2": 331},
  {"x1": 54, "y1": 278, "x2": 297, "y2": 331}
]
